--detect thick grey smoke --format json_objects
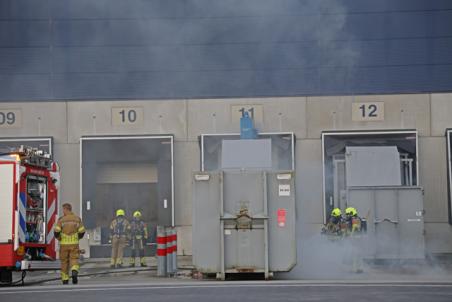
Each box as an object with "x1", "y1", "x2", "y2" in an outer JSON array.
[
  {"x1": 1, "y1": 0, "x2": 360, "y2": 100},
  {"x1": 280, "y1": 230, "x2": 450, "y2": 280}
]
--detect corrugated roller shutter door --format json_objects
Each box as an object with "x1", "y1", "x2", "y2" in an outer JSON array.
[{"x1": 96, "y1": 162, "x2": 158, "y2": 184}]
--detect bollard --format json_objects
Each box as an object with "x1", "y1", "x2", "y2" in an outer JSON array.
[
  {"x1": 157, "y1": 226, "x2": 167, "y2": 277},
  {"x1": 172, "y1": 227, "x2": 178, "y2": 274},
  {"x1": 166, "y1": 227, "x2": 173, "y2": 275}
]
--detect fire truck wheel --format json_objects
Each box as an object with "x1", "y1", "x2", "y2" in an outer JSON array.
[{"x1": 0, "y1": 269, "x2": 13, "y2": 285}]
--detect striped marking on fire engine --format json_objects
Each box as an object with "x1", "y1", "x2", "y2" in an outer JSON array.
[
  {"x1": 46, "y1": 197, "x2": 56, "y2": 244},
  {"x1": 18, "y1": 191, "x2": 26, "y2": 242}
]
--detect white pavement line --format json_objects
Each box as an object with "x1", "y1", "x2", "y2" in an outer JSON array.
[{"x1": 2, "y1": 283, "x2": 452, "y2": 295}]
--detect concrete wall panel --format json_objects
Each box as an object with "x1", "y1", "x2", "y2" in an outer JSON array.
[
  {"x1": 187, "y1": 97, "x2": 307, "y2": 140},
  {"x1": 431, "y1": 93, "x2": 452, "y2": 136},
  {"x1": 296, "y1": 139, "x2": 324, "y2": 224},
  {"x1": 53, "y1": 143, "x2": 81, "y2": 215},
  {"x1": 306, "y1": 94, "x2": 430, "y2": 138},
  {"x1": 67, "y1": 100, "x2": 187, "y2": 143},
  {"x1": 419, "y1": 137, "x2": 449, "y2": 223},
  {"x1": 174, "y1": 141, "x2": 199, "y2": 226},
  {"x1": 0, "y1": 102, "x2": 67, "y2": 143},
  {"x1": 177, "y1": 226, "x2": 192, "y2": 256}
]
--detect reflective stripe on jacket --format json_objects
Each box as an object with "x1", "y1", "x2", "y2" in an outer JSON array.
[{"x1": 54, "y1": 212, "x2": 85, "y2": 245}]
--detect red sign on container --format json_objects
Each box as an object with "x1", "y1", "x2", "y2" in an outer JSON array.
[{"x1": 277, "y1": 208, "x2": 286, "y2": 227}]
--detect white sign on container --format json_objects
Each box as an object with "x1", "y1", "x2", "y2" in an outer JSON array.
[{"x1": 278, "y1": 184, "x2": 290, "y2": 196}]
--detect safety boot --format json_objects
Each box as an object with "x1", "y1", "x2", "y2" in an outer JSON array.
[{"x1": 71, "y1": 270, "x2": 78, "y2": 284}]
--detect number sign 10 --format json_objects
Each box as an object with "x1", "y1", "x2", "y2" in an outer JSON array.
[{"x1": 111, "y1": 107, "x2": 143, "y2": 126}]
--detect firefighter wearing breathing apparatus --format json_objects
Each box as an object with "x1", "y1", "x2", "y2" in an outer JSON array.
[
  {"x1": 129, "y1": 210, "x2": 148, "y2": 267},
  {"x1": 110, "y1": 209, "x2": 130, "y2": 268},
  {"x1": 54, "y1": 203, "x2": 85, "y2": 285}
]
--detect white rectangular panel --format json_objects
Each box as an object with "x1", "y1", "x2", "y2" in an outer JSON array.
[{"x1": 0, "y1": 164, "x2": 14, "y2": 242}]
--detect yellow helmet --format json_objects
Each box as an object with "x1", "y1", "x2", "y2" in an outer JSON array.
[
  {"x1": 331, "y1": 208, "x2": 342, "y2": 217},
  {"x1": 133, "y1": 210, "x2": 142, "y2": 218},
  {"x1": 116, "y1": 209, "x2": 125, "y2": 217},
  {"x1": 345, "y1": 207, "x2": 358, "y2": 217}
]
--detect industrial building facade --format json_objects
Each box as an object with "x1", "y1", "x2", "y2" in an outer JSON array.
[
  {"x1": 1, "y1": 95, "x2": 452, "y2": 258},
  {"x1": 1, "y1": 0, "x2": 452, "y2": 274}
]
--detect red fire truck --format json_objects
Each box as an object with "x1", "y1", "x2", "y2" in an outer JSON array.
[{"x1": 0, "y1": 146, "x2": 60, "y2": 285}]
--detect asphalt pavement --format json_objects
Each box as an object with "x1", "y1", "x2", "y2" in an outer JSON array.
[{"x1": 1, "y1": 281, "x2": 452, "y2": 302}]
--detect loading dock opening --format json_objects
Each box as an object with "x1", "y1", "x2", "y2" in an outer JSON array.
[
  {"x1": 80, "y1": 135, "x2": 174, "y2": 258},
  {"x1": 322, "y1": 130, "x2": 418, "y2": 223}
]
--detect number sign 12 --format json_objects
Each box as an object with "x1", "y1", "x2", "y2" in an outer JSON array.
[{"x1": 352, "y1": 102, "x2": 384, "y2": 121}]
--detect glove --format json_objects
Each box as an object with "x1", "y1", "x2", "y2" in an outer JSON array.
[{"x1": 54, "y1": 231, "x2": 61, "y2": 240}]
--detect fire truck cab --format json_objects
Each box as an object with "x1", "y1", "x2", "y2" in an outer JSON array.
[{"x1": 0, "y1": 146, "x2": 60, "y2": 285}]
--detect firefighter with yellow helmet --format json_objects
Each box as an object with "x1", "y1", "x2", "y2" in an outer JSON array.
[
  {"x1": 129, "y1": 210, "x2": 148, "y2": 267},
  {"x1": 344, "y1": 207, "x2": 362, "y2": 235},
  {"x1": 110, "y1": 209, "x2": 131, "y2": 268},
  {"x1": 321, "y1": 207, "x2": 345, "y2": 238},
  {"x1": 54, "y1": 203, "x2": 85, "y2": 284}
]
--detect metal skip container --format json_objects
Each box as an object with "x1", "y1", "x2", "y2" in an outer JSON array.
[{"x1": 192, "y1": 170, "x2": 296, "y2": 280}]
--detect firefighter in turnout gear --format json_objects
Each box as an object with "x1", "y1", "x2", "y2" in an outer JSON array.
[
  {"x1": 321, "y1": 208, "x2": 345, "y2": 240},
  {"x1": 129, "y1": 210, "x2": 148, "y2": 267},
  {"x1": 54, "y1": 203, "x2": 85, "y2": 285},
  {"x1": 110, "y1": 209, "x2": 131, "y2": 268}
]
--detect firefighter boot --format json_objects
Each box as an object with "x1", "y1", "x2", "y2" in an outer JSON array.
[
  {"x1": 62, "y1": 280, "x2": 69, "y2": 285},
  {"x1": 71, "y1": 270, "x2": 78, "y2": 284},
  {"x1": 140, "y1": 257, "x2": 147, "y2": 267},
  {"x1": 129, "y1": 257, "x2": 136, "y2": 267}
]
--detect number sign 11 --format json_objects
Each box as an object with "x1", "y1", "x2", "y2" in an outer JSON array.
[{"x1": 352, "y1": 102, "x2": 384, "y2": 121}]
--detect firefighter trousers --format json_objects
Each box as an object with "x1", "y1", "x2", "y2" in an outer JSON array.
[
  {"x1": 129, "y1": 238, "x2": 145, "y2": 265},
  {"x1": 60, "y1": 244, "x2": 80, "y2": 281},
  {"x1": 111, "y1": 236, "x2": 127, "y2": 266}
]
